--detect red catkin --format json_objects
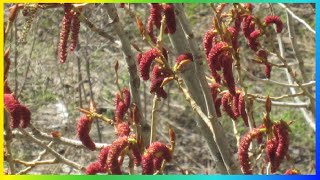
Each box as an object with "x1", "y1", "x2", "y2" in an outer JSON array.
[
  {"x1": 150, "y1": 65, "x2": 170, "y2": 99},
  {"x1": 256, "y1": 49, "x2": 268, "y2": 61},
  {"x1": 163, "y1": 4, "x2": 176, "y2": 34},
  {"x1": 70, "y1": 12, "x2": 80, "y2": 52},
  {"x1": 116, "y1": 122, "x2": 130, "y2": 137},
  {"x1": 264, "y1": 64, "x2": 272, "y2": 79},
  {"x1": 106, "y1": 136, "x2": 129, "y2": 174},
  {"x1": 243, "y1": 3, "x2": 253, "y2": 12},
  {"x1": 242, "y1": 15, "x2": 254, "y2": 38},
  {"x1": 227, "y1": 26, "x2": 239, "y2": 50},
  {"x1": 4, "y1": 94, "x2": 31, "y2": 129},
  {"x1": 58, "y1": 4, "x2": 73, "y2": 63},
  {"x1": 147, "y1": 142, "x2": 172, "y2": 161},
  {"x1": 239, "y1": 93, "x2": 249, "y2": 127},
  {"x1": 76, "y1": 115, "x2": 96, "y2": 151},
  {"x1": 153, "y1": 156, "x2": 164, "y2": 171},
  {"x1": 207, "y1": 42, "x2": 229, "y2": 73},
  {"x1": 264, "y1": 15, "x2": 283, "y2": 33},
  {"x1": 122, "y1": 88, "x2": 131, "y2": 110},
  {"x1": 221, "y1": 92, "x2": 237, "y2": 120},
  {"x1": 203, "y1": 29, "x2": 216, "y2": 58},
  {"x1": 266, "y1": 137, "x2": 278, "y2": 172},
  {"x1": 272, "y1": 120, "x2": 290, "y2": 173},
  {"x1": 139, "y1": 48, "x2": 161, "y2": 81},
  {"x1": 232, "y1": 92, "x2": 240, "y2": 118},
  {"x1": 98, "y1": 146, "x2": 110, "y2": 172},
  {"x1": 130, "y1": 143, "x2": 142, "y2": 166},
  {"x1": 86, "y1": 161, "x2": 103, "y2": 175},
  {"x1": 146, "y1": 16, "x2": 157, "y2": 44},
  {"x1": 150, "y1": 3, "x2": 162, "y2": 29},
  {"x1": 142, "y1": 153, "x2": 154, "y2": 174},
  {"x1": 115, "y1": 101, "x2": 126, "y2": 123},
  {"x1": 238, "y1": 127, "x2": 264, "y2": 174},
  {"x1": 221, "y1": 53, "x2": 236, "y2": 96},
  {"x1": 142, "y1": 141, "x2": 172, "y2": 174},
  {"x1": 176, "y1": 53, "x2": 193, "y2": 64}
]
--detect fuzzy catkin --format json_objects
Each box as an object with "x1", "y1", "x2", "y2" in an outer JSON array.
[{"x1": 76, "y1": 115, "x2": 96, "y2": 151}]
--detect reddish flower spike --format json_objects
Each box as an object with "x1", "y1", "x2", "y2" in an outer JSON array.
[
  {"x1": 163, "y1": 4, "x2": 176, "y2": 34},
  {"x1": 150, "y1": 3, "x2": 162, "y2": 29},
  {"x1": 86, "y1": 161, "x2": 103, "y2": 175},
  {"x1": 221, "y1": 92, "x2": 237, "y2": 120},
  {"x1": 232, "y1": 92, "x2": 240, "y2": 118},
  {"x1": 264, "y1": 15, "x2": 283, "y2": 33},
  {"x1": 221, "y1": 53, "x2": 236, "y2": 96},
  {"x1": 238, "y1": 127, "x2": 264, "y2": 174},
  {"x1": 153, "y1": 156, "x2": 164, "y2": 171},
  {"x1": 4, "y1": 94, "x2": 31, "y2": 129},
  {"x1": 106, "y1": 136, "x2": 129, "y2": 174},
  {"x1": 98, "y1": 146, "x2": 110, "y2": 172},
  {"x1": 227, "y1": 26, "x2": 239, "y2": 50},
  {"x1": 147, "y1": 141, "x2": 172, "y2": 162},
  {"x1": 139, "y1": 48, "x2": 161, "y2": 81},
  {"x1": 58, "y1": 4, "x2": 73, "y2": 63},
  {"x1": 146, "y1": 17, "x2": 157, "y2": 44},
  {"x1": 70, "y1": 12, "x2": 80, "y2": 52},
  {"x1": 239, "y1": 93, "x2": 249, "y2": 127},
  {"x1": 203, "y1": 29, "x2": 217, "y2": 58},
  {"x1": 264, "y1": 64, "x2": 272, "y2": 79},
  {"x1": 142, "y1": 153, "x2": 154, "y2": 174},
  {"x1": 150, "y1": 65, "x2": 170, "y2": 99},
  {"x1": 122, "y1": 88, "x2": 131, "y2": 109},
  {"x1": 256, "y1": 49, "x2": 268, "y2": 61},
  {"x1": 76, "y1": 115, "x2": 96, "y2": 151},
  {"x1": 176, "y1": 53, "x2": 193, "y2": 65},
  {"x1": 130, "y1": 143, "x2": 142, "y2": 166},
  {"x1": 116, "y1": 122, "x2": 130, "y2": 137},
  {"x1": 207, "y1": 42, "x2": 229, "y2": 73}
]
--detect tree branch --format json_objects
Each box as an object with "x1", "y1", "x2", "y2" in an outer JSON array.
[
  {"x1": 175, "y1": 4, "x2": 241, "y2": 174},
  {"x1": 19, "y1": 128, "x2": 86, "y2": 172},
  {"x1": 168, "y1": 16, "x2": 228, "y2": 174}
]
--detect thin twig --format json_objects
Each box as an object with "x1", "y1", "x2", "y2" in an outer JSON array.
[
  {"x1": 241, "y1": 67, "x2": 315, "y2": 88},
  {"x1": 247, "y1": 91, "x2": 304, "y2": 101},
  {"x1": 19, "y1": 124, "x2": 110, "y2": 149},
  {"x1": 278, "y1": 3, "x2": 315, "y2": 34},
  {"x1": 16, "y1": 142, "x2": 52, "y2": 175},
  {"x1": 150, "y1": 95, "x2": 160, "y2": 145},
  {"x1": 19, "y1": 128, "x2": 86, "y2": 172},
  {"x1": 4, "y1": 113, "x2": 16, "y2": 174},
  {"x1": 253, "y1": 98, "x2": 310, "y2": 108}
]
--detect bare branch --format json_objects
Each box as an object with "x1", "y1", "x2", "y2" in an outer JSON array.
[
  {"x1": 168, "y1": 15, "x2": 228, "y2": 174},
  {"x1": 105, "y1": 4, "x2": 149, "y2": 145},
  {"x1": 278, "y1": 3, "x2": 315, "y2": 34},
  {"x1": 19, "y1": 128, "x2": 86, "y2": 172},
  {"x1": 175, "y1": 4, "x2": 241, "y2": 174}
]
